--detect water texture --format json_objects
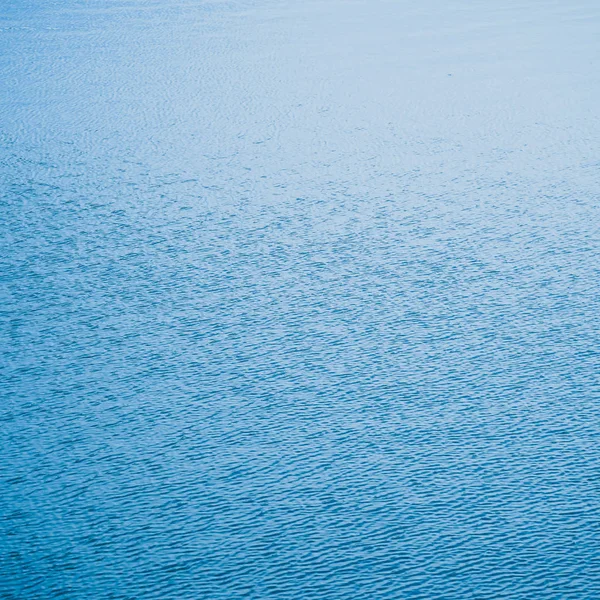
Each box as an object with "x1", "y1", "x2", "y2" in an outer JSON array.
[{"x1": 2, "y1": 0, "x2": 600, "y2": 598}]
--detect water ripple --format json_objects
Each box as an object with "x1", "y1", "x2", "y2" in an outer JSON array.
[{"x1": 2, "y1": 0, "x2": 600, "y2": 598}]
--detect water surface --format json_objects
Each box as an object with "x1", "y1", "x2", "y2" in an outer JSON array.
[{"x1": 2, "y1": 0, "x2": 600, "y2": 598}]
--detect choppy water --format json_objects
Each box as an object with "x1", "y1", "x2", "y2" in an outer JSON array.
[{"x1": 2, "y1": 0, "x2": 600, "y2": 598}]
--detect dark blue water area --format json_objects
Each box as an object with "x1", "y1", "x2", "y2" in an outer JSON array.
[{"x1": 2, "y1": 0, "x2": 600, "y2": 598}]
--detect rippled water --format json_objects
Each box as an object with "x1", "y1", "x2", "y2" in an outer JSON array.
[{"x1": 2, "y1": 0, "x2": 600, "y2": 598}]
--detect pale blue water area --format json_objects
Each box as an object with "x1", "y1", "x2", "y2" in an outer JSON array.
[{"x1": 2, "y1": 0, "x2": 600, "y2": 597}]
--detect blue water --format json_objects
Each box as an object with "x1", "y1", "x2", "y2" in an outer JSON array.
[{"x1": 2, "y1": 0, "x2": 600, "y2": 598}]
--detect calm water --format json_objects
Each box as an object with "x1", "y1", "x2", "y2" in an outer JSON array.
[{"x1": 2, "y1": 1, "x2": 600, "y2": 598}]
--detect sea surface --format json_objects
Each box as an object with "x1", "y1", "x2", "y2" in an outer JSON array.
[{"x1": 2, "y1": 1, "x2": 600, "y2": 598}]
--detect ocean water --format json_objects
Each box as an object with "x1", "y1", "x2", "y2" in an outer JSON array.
[{"x1": 1, "y1": 0, "x2": 600, "y2": 597}]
